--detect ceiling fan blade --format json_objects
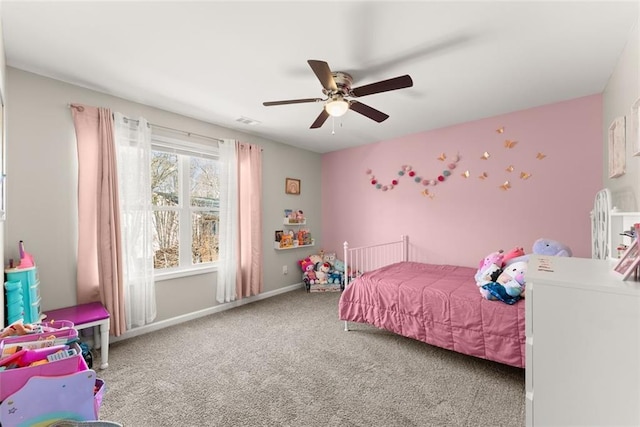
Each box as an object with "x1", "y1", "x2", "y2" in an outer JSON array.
[
  {"x1": 310, "y1": 109, "x2": 330, "y2": 129},
  {"x1": 308, "y1": 60, "x2": 338, "y2": 92},
  {"x1": 351, "y1": 75, "x2": 413, "y2": 97},
  {"x1": 263, "y1": 98, "x2": 323, "y2": 106},
  {"x1": 349, "y1": 101, "x2": 389, "y2": 123}
]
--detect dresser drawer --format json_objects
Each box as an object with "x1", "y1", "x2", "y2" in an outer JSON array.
[
  {"x1": 29, "y1": 281, "x2": 40, "y2": 301},
  {"x1": 6, "y1": 267, "x2": 37, "y2": 286},
  {"x1": 26, "y1": 296, "x2": 42, "y2": 323}
]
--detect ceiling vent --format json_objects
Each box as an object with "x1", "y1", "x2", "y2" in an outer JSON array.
[{"x1": 236, "y1": 116, "x2": 261, "y2": 125}]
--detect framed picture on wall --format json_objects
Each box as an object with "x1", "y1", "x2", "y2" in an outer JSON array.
[
  {"x1": 608, "y1": 116, "x2": 626, "y2": 178},
  {"x1": 285, "y1": 178, "x2": 301, "y2": 195},
  {"x1": 631, "y1": 97, "x2": 640, "y2": 156}
]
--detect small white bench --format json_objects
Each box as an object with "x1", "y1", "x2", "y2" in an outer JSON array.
[{"x1": 43, "y1": 302, "x2": 110, "y2": 369}]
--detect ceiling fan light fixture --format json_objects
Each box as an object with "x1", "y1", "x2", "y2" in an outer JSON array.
[{"x1": 325, "y1": 98, "x2": 349, "y2": 117}]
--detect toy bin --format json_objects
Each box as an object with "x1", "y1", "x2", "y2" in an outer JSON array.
[
  {"x1": 94, "y1": 378, "x2": 106, "y2": 417},
  {"x1": 0, "y1": 342, "x2": 87, "y2": 401},
  {"x1": 1, "y1": 321, "x2": 77, "y2": 356},
  {"x1": 0, "y1": 369, "x2": 103, "y2": 426}
]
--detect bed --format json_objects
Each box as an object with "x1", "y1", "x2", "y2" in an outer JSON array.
[{"x1": 338, "y1": 235, "x2": 525, "y2": 368}]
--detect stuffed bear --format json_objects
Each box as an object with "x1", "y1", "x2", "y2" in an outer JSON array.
[{"x1": 333, "y1": 259, "x2": 345, "y2": 273}]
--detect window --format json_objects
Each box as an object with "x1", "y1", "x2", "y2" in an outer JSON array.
[{"x1": 151, "y1": 136, "x2": 220, "y2": 273}]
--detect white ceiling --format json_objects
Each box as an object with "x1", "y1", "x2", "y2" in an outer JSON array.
[{"x1": 1, "y1": 1, "x2": 638, "y2": 153}]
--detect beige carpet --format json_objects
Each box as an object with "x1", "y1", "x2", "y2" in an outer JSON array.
[{"x1": 96, "y1": 290, "x2": 525, "y2": 427}]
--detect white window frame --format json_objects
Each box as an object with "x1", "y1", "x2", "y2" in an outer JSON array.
[{"x1": 151, "y1": 134, "x2": 220, "y2": 281}]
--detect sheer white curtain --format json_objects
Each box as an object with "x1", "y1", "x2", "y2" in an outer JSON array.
[
  {"x1": 113, "y1": 112, "x2": 157, "y2": 328},
  {"x1": 217, "y1": 139, "x2": 239, "y2": 303}
]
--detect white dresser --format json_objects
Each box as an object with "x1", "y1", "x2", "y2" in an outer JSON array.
[{"x1": 525, "y1": 255, "x2": 640, "y2": 426}]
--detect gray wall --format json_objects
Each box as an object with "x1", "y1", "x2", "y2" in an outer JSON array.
[
  {"x1": 603, "y1": 18, "x2": 640, "y2": 209},
  {"x1": 4, "y1": 68, "x2": 322, "y2": 325}
]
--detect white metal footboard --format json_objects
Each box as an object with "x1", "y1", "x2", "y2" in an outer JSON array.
[{"x1": 342, "y1": 235, "x2": 408, "y2": 331}]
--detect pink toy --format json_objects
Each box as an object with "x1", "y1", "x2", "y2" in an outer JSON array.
[
  {"x1": 502, "y1": 246, "x2": 525, "y2": 267},
  {"x1": 17, "y1": 240, "x2": 35, "y2": 269},
  {"x1": 475, "y1": 250, "x2": 504, "y2": 286},
  {"x1": 305, "y1": 270, "x2": 317, "y2": 284},
  {"x1": 486, "y1": 260, "x2": 528, "y2": 299},
  {"x1": 299, "y1": 258, "x2": 314, "y2": 273},
  {"x1": 478, "y1": 250, "x2": 504, "y2": 270}
]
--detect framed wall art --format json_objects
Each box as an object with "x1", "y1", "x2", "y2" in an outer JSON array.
[
  {"x1": 631, "y1": 97, "x2": 640, "y2": 156},
  {"x1": 285, "y1": 178, "x2": 300, "y2": 195},
  {"x1": 608, "y1": 116, "x2": 626, "y2": 178}
]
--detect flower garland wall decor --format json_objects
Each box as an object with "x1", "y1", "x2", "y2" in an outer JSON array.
[
  {"x1": 366, "y1": 125, "x2": 545, "y2": 198},
  {"x1": 365, "y1": 153, "x2": 461, "y2": 199}
]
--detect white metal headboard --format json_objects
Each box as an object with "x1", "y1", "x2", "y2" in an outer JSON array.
[
  {"x1": 343, "y1": 235, "x2": 408, "y2": 284},
  {"x1": 591, "y1": 188, "x2": 611, "y2": 260}
]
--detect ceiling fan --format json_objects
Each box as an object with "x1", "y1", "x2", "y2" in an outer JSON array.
[{"x1": 263, "y1": 60, "x2": 413, "y2": 129}]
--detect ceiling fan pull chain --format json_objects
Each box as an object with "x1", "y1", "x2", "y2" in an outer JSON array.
[{"x1": 332, "y1": 116, "x2": 336, "y2": 135}]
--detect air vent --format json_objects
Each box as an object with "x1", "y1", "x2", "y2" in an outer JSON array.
[{"x1": 236, "y1": 116, "x2": 261, "y2": 125}]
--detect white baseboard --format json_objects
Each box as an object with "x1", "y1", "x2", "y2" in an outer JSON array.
[{"x1": 110, "y1": 282, "x2": 305, "y2": 344}]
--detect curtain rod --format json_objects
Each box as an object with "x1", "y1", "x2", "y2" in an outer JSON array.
[
  {"x1": 68, "y1": 104, "x2": 224, "y2": 143},
  {"x1": 150, "y1": 123, "x2": 224, "y2": 143}
]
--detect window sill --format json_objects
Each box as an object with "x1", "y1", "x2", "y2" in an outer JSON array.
[{"x1": 154, "y1": 264, "x2": 218, "y2": 282}]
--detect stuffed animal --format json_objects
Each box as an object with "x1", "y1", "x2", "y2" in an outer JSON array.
[
  {"x1": 315, "y1": 261, "x2": 331, "y2": 284},
  {"x1": 309, "y1": 254, "x2": 323, "y2": 265},
  {"x1": 333, "y1": 259, "x2": 345, "y2": 272},
  {"x1": 480, "y1": 261, "x2": 528, "y2": 304},
  {"x1": 502, "y1": 246, "x2": 525, "y2": 267},
  {"x1": 328, "y1": 271, "x2": 342, "y2": 284},
  {"x1": 475, "y1": 250, "x2": 504, "y2": 286},
  {"x1": 299, "y1": 258, "x2": 314, "y2": 273},
  {"x1": 497, "y1": 261, "x2": 528, "y2": 297},
  {"x1": 507, "y1": 238, "x2": 573, "y2": 265},
  {"x1": 533, "y1": 238, "x2": 572, "y2": 257},
  {"x1": 323, "y1": 252, "x2": 336, "y2": 266},
  {"x1": 0, "y1": 321, "x2": 35, "y2": 338},
  {"x1": 304, "y1": 270, "x2": 317, "y2": 285}
]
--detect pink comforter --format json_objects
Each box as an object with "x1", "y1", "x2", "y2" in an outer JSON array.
[{"x1": 338, "y1": 262, "x2": 525, "y2": 368}]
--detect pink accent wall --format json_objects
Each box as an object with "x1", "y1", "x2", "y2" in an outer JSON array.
[{"x1": 321, "y1": 95, "x2": 602, "y2": 267}]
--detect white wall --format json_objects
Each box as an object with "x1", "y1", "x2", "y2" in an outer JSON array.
[
  {"x1": 603, "y1": 17, "x2": 640, "y2": 210},
  {"x1": 0, "y1": 5, "x2": 6, "y2": 327},
  {"x1": 5, "y1": 68, "x2": 322, "y2": 325}
]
